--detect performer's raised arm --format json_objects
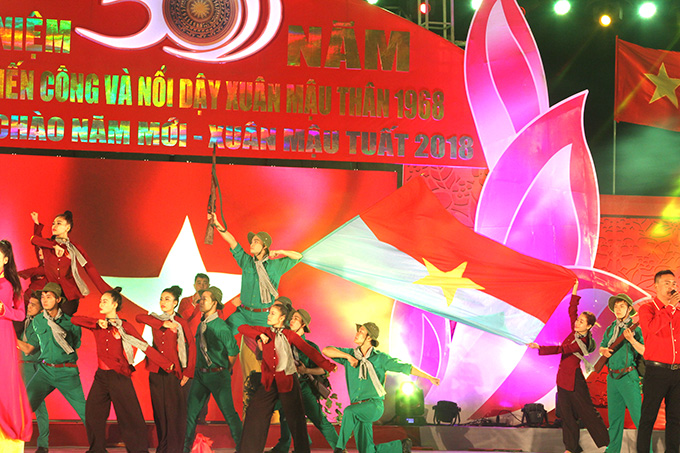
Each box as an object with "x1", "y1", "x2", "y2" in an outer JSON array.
[{"x1": 208, "y1": 212, "x2": 238, "y2": 249}]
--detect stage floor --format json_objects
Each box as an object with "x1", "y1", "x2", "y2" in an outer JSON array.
[
  {"x1": 39, "y1": 447, "x2": 540, "y2": 453},
  {"x1": 26, "y1": 422, "x2": 664, "y2": 452}
]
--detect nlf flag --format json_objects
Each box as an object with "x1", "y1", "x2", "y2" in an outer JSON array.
[
  {"x1": 615, "y1": 38, "x2": 680, "y2": 131},
  {"x1": 302, "y1": 178, "x2": 577, "y2": 344}
]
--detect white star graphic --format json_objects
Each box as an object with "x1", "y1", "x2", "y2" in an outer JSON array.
[{"x1": 102, "y1": 216, "x2": 241, "y2": 361}]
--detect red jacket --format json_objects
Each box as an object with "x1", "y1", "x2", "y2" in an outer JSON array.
[
  {"x1": 639, "y1": 297, "x2": 680, "y2": 365},
  {"x1": 539, "y1": 295, "x2": 593, "y2": 391},
  {"x1": 72, "y1": 316, "x2": 176, "y2": 378},
  {"x1": 136, "y1": 313, "x2": 197, "y2": 379},
  {"x1": 238, "y1": 325, "x2": 335, "y2": 392},
  {"x1": 31, "y1": 235, "x2": 111, "y2": 301}
]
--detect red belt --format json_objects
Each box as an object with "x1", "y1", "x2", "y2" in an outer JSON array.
[
  {"x1": 241, "y1": 306, "x2": 269, "y2": 313},
  {"x1": 351, "y1": 399, "x2": 372, "y2": 405},
  {"x1": 199, "y1": 367, "x2": 225, "y2": 373},
  {"x1": 42, "y1": 361, "x2": 77, "y2": 368},
  {"x1": 609, "y1": 365, "x2": 636, "y2": 378}
]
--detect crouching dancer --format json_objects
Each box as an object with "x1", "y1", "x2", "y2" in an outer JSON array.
[{"x1": 323, "y1": 322, "x2": 440, "y2": 453}]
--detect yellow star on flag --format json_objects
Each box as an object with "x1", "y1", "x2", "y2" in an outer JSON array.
[
  {"x1": 645, "y1": 63, "x2": 680, "y2": 108},
  {"x1": 413, "y1": 259, "x2": 485, "y2": 306}
]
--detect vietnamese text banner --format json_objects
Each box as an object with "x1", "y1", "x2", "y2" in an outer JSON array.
[{"x1": 0, "y1": 0, "x2": 484, "y2": 167}]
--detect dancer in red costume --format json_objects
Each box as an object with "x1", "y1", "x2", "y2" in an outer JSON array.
[
  {"x1": 0, "y1": 239, "x2": 32, "y2": 451},
  {"x1": 31, "y1": 210, "x2": 111, "y2": 315},
  {"x1": 72, "y1": 287, "x2": 177, "y2": 453},
  {"x1": 137, "y1": 285, "x2": 197, "y2": 453},
  {"x1": 528, "y1": 282, "x2": 609, "y2": 453}
]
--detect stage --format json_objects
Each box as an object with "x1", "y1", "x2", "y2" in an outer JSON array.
[{"x1": 28, "y1": 422, "x2": 665, "y2": 452}]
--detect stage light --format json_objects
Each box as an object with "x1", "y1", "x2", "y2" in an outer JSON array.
[
  {"x1": 554, "y1": 0, "x2": 571, "y2": 15},
  {"x1": 595, "y1": 3, "x2": 622, "y2": 26},
  {"x1": 638, "y1": 2, "x2": 657, "y2": 18},
  {"x1": 400, "y1": 381, "x2": 416, "y2": 396},
  {"x1": 419, "y1": 1, "x2": 430, "y2": 14},
  {"x1": 432, "y1": 400, "x2": 461, "y2": 425},
  {"x1": 395, "y1": 381, "x2": 425, "y2": 424},
  {"x1": 471, "y1": 0, "x2": 482, "y2": 10},
  {"x1": 521, "y1": 403, "x2": 548, "y2": 427},
  {"x1": 366, "y1": 0, "x2": 379, "y2": 4}
]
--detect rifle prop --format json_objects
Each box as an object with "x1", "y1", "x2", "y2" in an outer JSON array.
[
  {"x1": 593, "y1": 322, "x2": 639, "y2": 373},
  {"x1": 204, "y1": 144, "x2": 227, "y2": 245}
]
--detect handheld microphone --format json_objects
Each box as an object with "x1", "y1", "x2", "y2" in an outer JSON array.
[{"x1": 671, "y1": 289, "x2": 677, "y2": 296}]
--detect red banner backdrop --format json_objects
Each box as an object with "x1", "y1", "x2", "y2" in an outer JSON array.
[
  {"x1": 0, "y1": 0, "x2": 483, "y2": 167},
  {"x1": 0, "y1": 154, "x2": 397, "y2": 420}
]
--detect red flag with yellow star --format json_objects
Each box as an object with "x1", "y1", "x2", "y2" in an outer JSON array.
[
  {"x1": 302, "y1": 177, "x2": 577, "y2": 343},
  {"x1": 615, "y1": 38, "x2": 680, "y2": 131}
]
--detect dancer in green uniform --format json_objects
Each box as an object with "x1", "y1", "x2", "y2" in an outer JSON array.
[
  {"x1": 209, "y1": 213, "x2": 302, "y2": 335},
  {"x1": 15, "y1": 293, "x2": 50, "y2": 453},
  {"x1": 270, "y1": 308, "x2": 340, "y2": 452},
  {"x1": 323, "y1": 322, "x2": 440, "y2": 453},
  {"x1": 22, "y1": 283, "x2": 87, "y2": 446},
  {"x1": 184, "y1": 286, "x2": 242, "y2": 453},
  {"x1": 599, "y1": 294, "x2": 645, "y2": 453}
]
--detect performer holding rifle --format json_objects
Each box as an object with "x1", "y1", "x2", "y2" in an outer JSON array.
[
  {"x1": 598, "y1": 294, "x2": 644, "y2": 453},
  {"x1": 209, "y1": 212, "x2": 302, "y2": 389}
]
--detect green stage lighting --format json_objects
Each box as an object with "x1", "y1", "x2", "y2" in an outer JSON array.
[
  {"x1": 638, "y1": 2, "x2": 657, "y2": 18},
  {"x1": 394, "y1": 381, "x2": 425, "y2": 424},
  {"x1": 471, "y1": 0, "x2": 482, "y2": 10},
  {"x1": 400, "y1": 381, "x2": 416, "y2": 396},
  {"x1": 554, "y1": 0, "x2": 571, "y2": 15}
]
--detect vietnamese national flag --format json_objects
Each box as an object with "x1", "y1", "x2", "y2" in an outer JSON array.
[
  {"x1": 615, "y1": 38, "x2": 680, "y2": 131},
  {"x1": 302, "y1": 177, "x2": 577, "y2": 344}
]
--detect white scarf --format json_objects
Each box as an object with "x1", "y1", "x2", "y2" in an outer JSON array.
[
  {"x1": 353, "y1": 347, "x2": 386, "y2": 397},
  {"x1": 255, "y1": 256, "x2": 278, "y2": 305},
  {"x1": 55, "y1": 238, "x2": 89, "y2": 296},
  {"x1": 573, "y1": 332, "x2": 595, "y2": 373},
  {"x1": 43, "y1": 309, "x2": 74, "y2": 354},
  {"x1": 107, "y1": 318, "x2": 149, "y2": 365},
  {"x1": 22, "y1": 315, "x2": 34, "y2": 342},
  {"x1": 272, "y1": 328, "x2": 296, "y2": 375},
  {"x1": 198, "y1": 312, "x2": 219, "y2": 366},
  {"x1": 151, "y1": 312, "x2": 187, "y2": 368},
  {"x1": 607, "y1": 318, "x2": 631, "y2": 348}
]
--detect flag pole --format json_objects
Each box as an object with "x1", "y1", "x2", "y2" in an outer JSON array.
[
  {"x1": 613, "y1": 119, "x2": 617, "y2": 195},
  {"x1": 612, "y1": 36, "x2": 619, "y2": 195}
]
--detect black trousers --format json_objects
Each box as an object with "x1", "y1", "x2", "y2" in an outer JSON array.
[
  {"x1": 557, "y1": 371, "x2": 609, "y2": 452},
  {"x1": 85, "y1": 369, "x2": 149, "y2": 453},
  {"x1": 150, "y1": 370, "x2": 186, "y2": 453},
  {"x1": 240, "y1": 376, "x2": 309, "y2": 453},
  {"x1": 637, "y1": 364, "x2": 680, "y2": 453}
]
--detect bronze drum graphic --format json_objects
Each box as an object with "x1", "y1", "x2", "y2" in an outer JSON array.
[
  {"x1": 76, "y1": 0, "x2": 284, "y2": 62},
  {"x1": 163, "y1": 0, "x2": 238, "y2": 46}
]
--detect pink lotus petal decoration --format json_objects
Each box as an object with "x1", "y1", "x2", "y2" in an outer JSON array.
[
  {"x1": 465, "y1": 0, "x2": 549, "y2": 171},
  {"x1": 390, "y1": 0, "x2": 652, "y2": 420},
  {"x1": 474, "y1": 93, "x2": 600, "y2": 267}
]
